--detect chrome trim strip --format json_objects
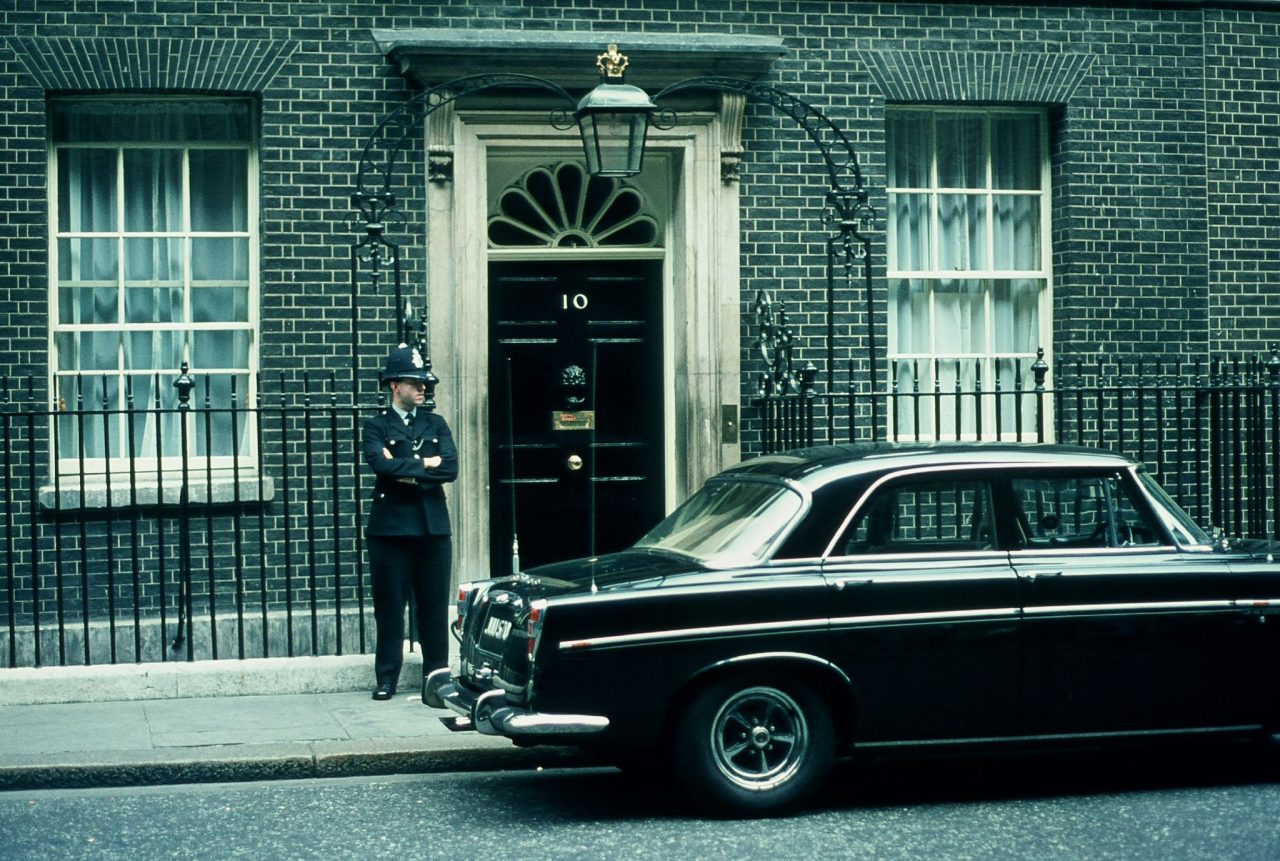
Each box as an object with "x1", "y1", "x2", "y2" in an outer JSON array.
[
  {"x1": 827, "y1": 550, "x2": 1012, "y2": 564},
  {"x1": 829, "y1": 607, "x2": 1020, "y2": 629},
  {"x1": 1009, "y1": 545, "x2": 1172, "y2": 558},
  {"x1": 826, "y1": 572, "x2": 1015, "y2": 585},
  {"x1": 1023, "y1": 599, "x2": 1243, "y2": 617},
  {"x1": 1241, "y1": 598, "x2": 1280, "y2": 607},
  {"x1": 858, "y1": 724, "x2": 1262, "y2": 749},
  {"x1": 558, "y1": 617, "x2": 828, "y2": 652},
  {"x1": 554, "y1": 598, "x2": 1280, "y2": 654},
  {"x1": 707, "y1": 651, "x2": 854, "y2": 686}
]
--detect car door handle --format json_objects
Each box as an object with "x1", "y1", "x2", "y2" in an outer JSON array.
[
  {"x1": 829, "y1": 579, "x2": 873, "y2": 591},
  {"x1": 1024, "y1": 571, "x2": 1062, "y2": 583}
]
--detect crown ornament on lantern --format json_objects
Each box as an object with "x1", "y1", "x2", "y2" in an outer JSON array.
[{"x1": 596, "y1": 44, "x2": 629, "y2": 79}]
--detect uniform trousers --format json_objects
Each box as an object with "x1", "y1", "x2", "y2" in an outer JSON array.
[{"x1": 368, "y1": 533, "x2": 452, "y2": 690}]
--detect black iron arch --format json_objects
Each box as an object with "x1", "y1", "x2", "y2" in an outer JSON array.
[
  {"x1": 349, "y1": 74, "x2": 577, "y2": 400},
  {"x1": 651, "y1": 77, "x2": 878, "y2": 430},
  {"x1": 350, "y1": 71, "x2": 879, "y2": 433}
]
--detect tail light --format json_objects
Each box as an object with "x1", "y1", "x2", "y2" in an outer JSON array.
[
  {"x1": 453, "y1": 582, "x2": 477, "y2": 638},
  {"x1": 526, "y1": 599, "x2": 547, "y2": 663}
]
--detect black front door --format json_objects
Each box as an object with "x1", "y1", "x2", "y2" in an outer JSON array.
[{"x1": 489, "y1": 259, "x2": 664, "y2": 573}]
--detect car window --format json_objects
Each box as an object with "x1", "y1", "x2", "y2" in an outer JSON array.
[
  {"x1": 1008, "y1": 472, "x2": 1165, "y2": 549},
  {"x1": 836, "y1": 475, "x2": 995, "y2": 556},
  {"x1": 774, "y1": 476, "x2": 872, "y2": 559},
  {"x1": 1135, "y1": 469, "x2": 1211, "y2": 547},
  {"x1": 634, "y1": 478, "x2": 805, "y2": 565}
]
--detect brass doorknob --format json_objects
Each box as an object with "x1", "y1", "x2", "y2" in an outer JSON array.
[{"x1": 567, "y1": 454, "x2": 583, "y2": 471}]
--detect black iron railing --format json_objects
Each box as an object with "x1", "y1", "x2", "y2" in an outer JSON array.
[
  {"x1": 6, "y1": 349, "x2": 1279, "y2": 668},
  {"x1": 756, "y1": 348, "x2": 1280, "y2": 541},
  {"x1": 0, "y1": 371, "x2": 387, "y2": 669}
]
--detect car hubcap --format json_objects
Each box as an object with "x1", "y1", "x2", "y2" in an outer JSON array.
[{"x1": 710, "y1": 686, "x2": 808, "y2": 791}]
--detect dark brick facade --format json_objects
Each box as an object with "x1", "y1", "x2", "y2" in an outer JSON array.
[
  {"x1": 1206, "y1": 8, "x2": 1280, "y2": 355},
  {"x1": 2, "y1": 2, "x2": 1279, "y2": 665},
  {"x1": 2, "y1": 1, "x2": 1277, "y2": 389}
]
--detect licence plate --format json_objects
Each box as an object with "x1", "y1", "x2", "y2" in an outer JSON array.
[{"x1": 483, "y1": 616, "x2": 513, "y2": 641}]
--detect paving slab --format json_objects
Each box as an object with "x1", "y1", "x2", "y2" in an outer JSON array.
[
  {"x1": 0, "y1": 685, "x2": 595, "y2": 791},
  {"x1": 0, "y1": 701, "x2": 153, "y2": 755},
  {"x1": 144, "y1": 695, "x2": 350, "y2": 747}
]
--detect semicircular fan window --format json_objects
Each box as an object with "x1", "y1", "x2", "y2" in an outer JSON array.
[{"x1": 488, "y1": 162, "x2": 660, "y2": 248}]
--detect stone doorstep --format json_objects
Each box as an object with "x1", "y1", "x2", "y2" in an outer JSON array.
[{"x1": 0, "y1": 652, "x2": 424, "y2": 706}]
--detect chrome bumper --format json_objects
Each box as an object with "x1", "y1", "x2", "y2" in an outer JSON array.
[
  {"x1": 434, "y1": 680, "x2": 610, "y2": 739},
  {"x1": 422, "y1": 667, "x2": 452, "y2": 710}
]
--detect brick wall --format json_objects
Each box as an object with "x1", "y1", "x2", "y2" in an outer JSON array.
[
  {"x1": 2, "y1": 1, "x2": 1279, "y2": 664},
  {"x1": 1, "y1": 2, "x2": 1277, "y2": 391},
  {"x1": 1206, "y1": 7, "x2": 1280, "y2": 358}
]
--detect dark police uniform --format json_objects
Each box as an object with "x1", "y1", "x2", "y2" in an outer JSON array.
[{"x1": 363, "y1": 345, "x2": 458, "y2": 698}]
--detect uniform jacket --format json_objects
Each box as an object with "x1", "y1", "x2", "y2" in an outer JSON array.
[{"x1": 362, "y1": 408, "x2": 458, "y2": 537}]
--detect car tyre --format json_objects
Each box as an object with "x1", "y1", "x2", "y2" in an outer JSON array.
[{"x1": 674, "y1": 678, "x2": 833, "y2": 816}]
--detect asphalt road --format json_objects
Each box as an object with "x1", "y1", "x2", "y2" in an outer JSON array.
[{"x1": 1, "y1": 743, "x2": 1277, "y2": 860}]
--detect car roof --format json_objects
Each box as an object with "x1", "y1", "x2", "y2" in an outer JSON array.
[{"x1": 721, "y1": 442, "x2": 1137, "y2": 490}]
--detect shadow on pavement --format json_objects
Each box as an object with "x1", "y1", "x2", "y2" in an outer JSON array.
[{"x1": 446, "y1": 736, "x2": 1279, "y2": 821}]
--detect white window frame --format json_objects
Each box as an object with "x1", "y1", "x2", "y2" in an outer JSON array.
[
  {"x1": 47, "y1": 96, "x2": 260, "y2": 483},
  {"x1": 885, "y1": 105, "x2": 1052, "y2": 441}
]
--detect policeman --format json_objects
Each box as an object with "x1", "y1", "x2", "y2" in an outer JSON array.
[{"x1": 363, "y1": 343, "x2": 458, "y2": 701}]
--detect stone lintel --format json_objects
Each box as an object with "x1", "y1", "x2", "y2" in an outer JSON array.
[{"x1": 370, "y1": 28, "x2": 786, "y2": 91}]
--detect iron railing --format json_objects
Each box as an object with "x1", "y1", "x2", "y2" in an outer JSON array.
[
  {"x1": 756, "y1": 348, "x2": 1280, "y2": 541},
  {"x1": 6, "y1": 350, "x2": 1279, "y2": 668},
  {"x1": 0, "y1": 371, "x2": 390, "y2": 669}
]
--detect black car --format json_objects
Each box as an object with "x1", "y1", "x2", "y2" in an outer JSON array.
[{"x1": 426, "y1": 443, "x2": 1280, "y2": 814}]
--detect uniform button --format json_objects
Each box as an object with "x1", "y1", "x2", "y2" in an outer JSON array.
[
  {"x1": 389, "y1": 439, "x2": 398, "y2": 446},
  {"x1": 414, "y1": 454, "x2": 421, "y2": 460}
]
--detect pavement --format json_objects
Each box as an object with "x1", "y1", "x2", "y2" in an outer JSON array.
[{"x1": 0, "y1": 645, "x2": 590, "y2": 791}]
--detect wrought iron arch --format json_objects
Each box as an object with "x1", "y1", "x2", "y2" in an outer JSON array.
[
  {"x1": 651, "y1": 76, "x2": 879, "y2": 436},
  {"x1": 350, "y1": 70, "x2": 878, "y2": 432},
  {"x1": 349, "y1": 74, "x2": 578, "y2": 401}
]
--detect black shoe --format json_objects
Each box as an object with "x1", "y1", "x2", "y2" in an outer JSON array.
[{"x1": 372, "y1": 683, "x2": 394, "y2": 701}]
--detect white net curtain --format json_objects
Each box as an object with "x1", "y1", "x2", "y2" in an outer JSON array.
[
  {"x1": 886, "y1": 109, "x2": 1047, "y2": 439},
  {"x1": 51, "y1": 99, "x2": 254, "y2": 468}
]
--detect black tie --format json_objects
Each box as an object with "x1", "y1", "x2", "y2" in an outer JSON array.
[{"x1": 404, "y1": 412, "x2": 414, "y2": 426}]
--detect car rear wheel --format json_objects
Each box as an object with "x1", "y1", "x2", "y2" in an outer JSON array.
[{"x1": 674, "y1": 679, "x2": 834, "y2": 815}]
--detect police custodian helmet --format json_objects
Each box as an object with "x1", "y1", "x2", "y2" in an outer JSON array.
[{"x1": 380, "y1": 343, "x2": 432, "y2": 383}]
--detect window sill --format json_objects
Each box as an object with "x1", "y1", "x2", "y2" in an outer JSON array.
[{"x1": 39, "y1": 473, "x2": 276, "y2": 511}]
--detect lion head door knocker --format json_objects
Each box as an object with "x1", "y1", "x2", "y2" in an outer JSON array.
[
  {"x1": 552, "y1": 364, "x2": 596, "y2": 432},
  {"x1": 560, "y1": 364, "x2": 587, "y2": 407}
]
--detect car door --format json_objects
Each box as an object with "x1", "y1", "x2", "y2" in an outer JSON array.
[
  {"x1": 820, "y1": 468, "x2": 1022, "y2": 743},
  {"x1": 1225, "y1": 552, "x2": 1280, "y2": 725},
  {"x1": 1007, "y1": 467, "x2": 1257, "y2": 735}
]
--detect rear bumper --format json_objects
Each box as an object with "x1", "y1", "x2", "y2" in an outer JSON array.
[{"x1": 433, "y1": 678, "x2": 610, "y2": 739}]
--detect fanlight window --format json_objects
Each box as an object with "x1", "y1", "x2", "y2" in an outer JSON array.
[{"x1": 488, "y1": 162, "x2": 659, "y2": 248}]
